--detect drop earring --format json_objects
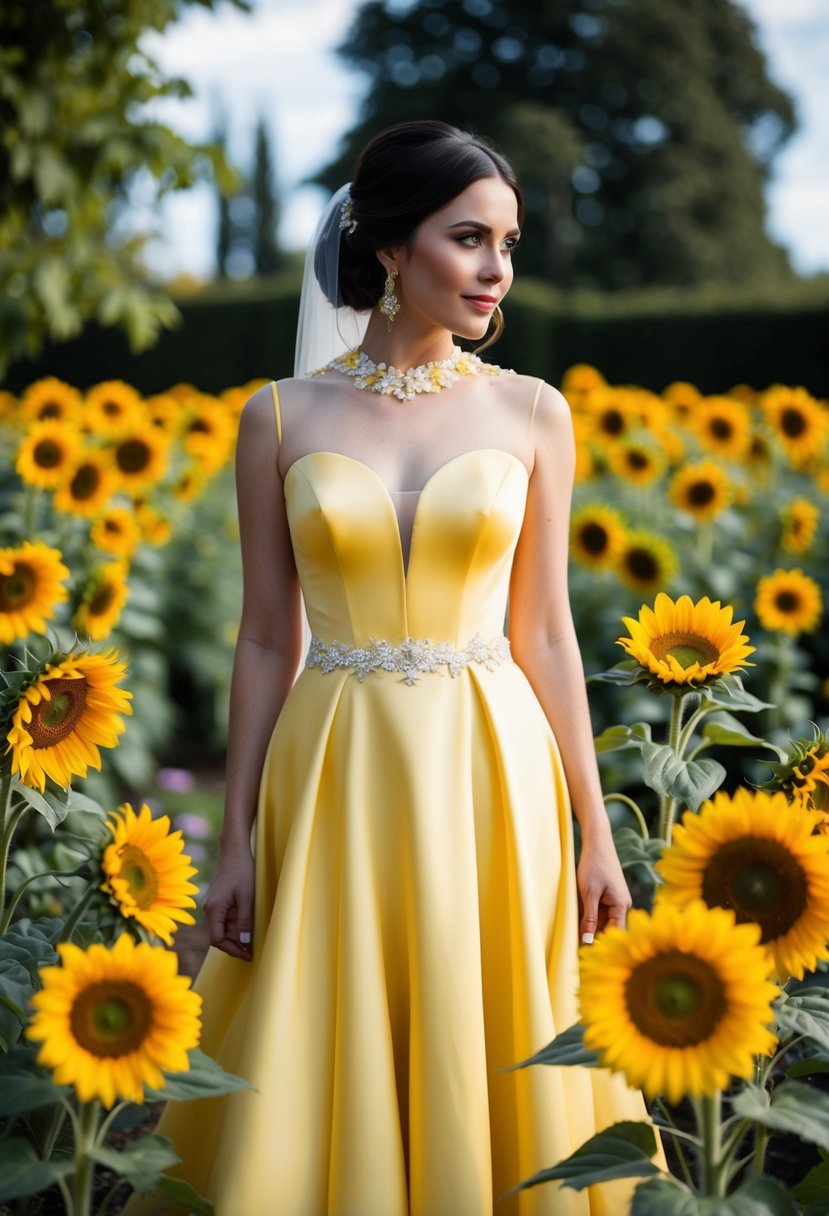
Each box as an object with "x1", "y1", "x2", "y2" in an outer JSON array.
[{"x1": 379, "y1": 269, "x2": 400, "y2": 327}]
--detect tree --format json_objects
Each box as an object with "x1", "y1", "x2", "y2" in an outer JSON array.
[
  {"x1": 316, "y1": 0, "x2": 797, "y2": 290},
  {"x1": 252, "y1": 116, "x2": 283, "y2": 276},
  {"x1": 0, "y1": 0, "x2": 249, "y2": 378},
  {"x1": 214, "y1": 110, "x2": 234, "y2": 280}
]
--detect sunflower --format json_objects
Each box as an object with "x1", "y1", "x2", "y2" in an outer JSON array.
[
  {"x1": 780, "y1": 499, "x2": 820, "y2": 555},
  {"x1": 26, "y1": 933, "x2": 201, "y2": 1106},
  {"x1": 571, "y1": 415, "x2": 596, "y2": 483},
  {"x1": 761, "y1": 386, "x2": 827, "y2": 465},
  {"x1": 614, "y1": 530, "x2": 678, "y2": 594},
  {"x1": 182, "y1": 394, "x2": 236, "y2": 476},
  {"x1": 579, "y1": 901, "x2": 779, "y2": 1103},
  {"x1": 606, "y1": 438, "x2": 667, "y2": 487},
  {"x1": 18, "y1": 377, "x2": 81, "y2": 424},
  {"x1": 693, "y1": 396, "x2": 752, "y2": 460},
  {"x1": 144, "y1": 393, "x2": 182, "y2": 434},
  {"x1": 15, "y1": 420, "x2": 81, "y2": 489},
  {"x1": 570, "y1": 503, "x2": 627, "y2": 570},
  {"x1": 0, "y1": 542, "x2": 70, "y2": 644},
  {"x1": 657, "y1": 790, "x2": 829, "y2": 980},
  {"x1": 101, "y1": 803, "x2": 198, "y2": 944},
  {"x1": 663, "y1": 382, "x2": 702, "y2": 420},
  {"x1": 6, "y1": 648, "x2": 132, "y2": 791},
  {"x1": 53, "y1": 452, "x2": 117, "y2": 517},
  {"x1": 617, "y1": 592, "x2": 754, "y2": 687},
  {"x1": 755, "y1": 568, "x2": 823, "y2": 636},
  {"x1": 135, "y1": 502, "x2": 172, "y2": 547},
  {"x1": 107, "y1": 426, "x2": 170, "y2": 493},
  {"x1": 90, "y1": 507, "x2": 142, "y2": 558},
  {"x1": 561, "y1": 364, "x2": 607, "y2": 397},
  {"x1": 584, "y1": 388, "x2": 635, "y2": 444},
  {"x1": 82, "y1": 381, "x2": 143, "y2": 437},
  {"x1": 764, "y1": 731, "x2": 829, "y2": 814},
  {"x1": 668, "y1": 460, "x2": 733, "y2": 522},
  {"x1": 72, "y1": 561, "x2": 129, "y2": 641},
  {"x1": 171, "y1": 464, "x2": 207, "y2": 504}
]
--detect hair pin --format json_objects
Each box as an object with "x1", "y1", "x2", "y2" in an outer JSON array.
[{"x1": 339, "y1": 193, "x2": 358, "y2": 235}]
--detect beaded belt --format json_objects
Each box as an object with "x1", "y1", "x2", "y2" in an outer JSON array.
[{"x1": 305, "y1": 633, "x2": 511, "y2": 685}]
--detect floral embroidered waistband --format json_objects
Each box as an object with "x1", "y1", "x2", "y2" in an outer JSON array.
[{"x1": 305, "y1": 633, "x2": 511, "y2": 685}]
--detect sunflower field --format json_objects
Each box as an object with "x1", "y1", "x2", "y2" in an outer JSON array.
[{"x1": 0, "y1": 365, "x2": 828, "y2": 1213}]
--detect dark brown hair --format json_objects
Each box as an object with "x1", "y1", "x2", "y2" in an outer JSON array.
[{"x1": 325, "y1": 120, "x2": 523, "y2": 311}]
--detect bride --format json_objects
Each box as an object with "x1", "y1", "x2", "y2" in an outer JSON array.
[{"x1": 132, "y1": 119, "x2": 652, "y2": 1216}]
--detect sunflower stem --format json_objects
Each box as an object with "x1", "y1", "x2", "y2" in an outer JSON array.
[
  {"x1": 603, "y1": 793, "x2": 649, "y2": 840},
  {"x1": 58, "y1": 883, "x2": 96, "y2": 944},
  {"x1": 0, "y1": 795, "x2": 28, "y2": 920},
  {"x1": 658, "y1": 694, "x2": 688, "y2": 843},
  {"x1": 753, "y1": 1124, "x2": 770, "y2": 1177},
  {"x1": 0, "y1": 867, "x2": 86, "y2": 935},
  {"x1": 72, "y1": 1098, "x2": 101, "y2": 1216},
  {"x1": 768, "y1": 634, "x2": 794, "y2": 733},
  {"x1": 652, "y1": 1098, "x2": 698, "y2": 1191},
  {"x1": 696, "y1": 520, "x2": 714, "y2": 568},
  {"x1": 694, "y1": 1091, "x2": 726, "y2": 1197}
]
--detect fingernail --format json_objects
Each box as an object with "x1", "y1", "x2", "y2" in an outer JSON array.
[
  {"x1": 581, "y1": 932, "x2": 594, "y2": 945},
  {"x1": 239, "y1": 931, "x2": 251, "y2": 945}
]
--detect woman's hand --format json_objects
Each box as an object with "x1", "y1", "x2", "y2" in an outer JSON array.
[
  {"x1": 576, "y1": 828, "x2": 631, "y2": 944},
  {"x1": 204, "y1": 846, "x2": 255, "y2": 960}
]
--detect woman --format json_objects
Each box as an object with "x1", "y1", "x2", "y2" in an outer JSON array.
[{"x1": 142, "y1": 121, "x2": 652, "y2": 1215}]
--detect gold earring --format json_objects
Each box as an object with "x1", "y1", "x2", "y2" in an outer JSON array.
[{"x1": 379, "y1": 269, "x2": 400, "y2": 327}]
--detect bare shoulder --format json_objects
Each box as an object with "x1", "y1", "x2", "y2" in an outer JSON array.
[{"x1": 485, "y1": 370, "x2": 571, "y2": 427}]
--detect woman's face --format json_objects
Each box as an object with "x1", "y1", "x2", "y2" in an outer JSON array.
[{"x1": 389, "y1": 175, "x2": 521, "y2": 340}]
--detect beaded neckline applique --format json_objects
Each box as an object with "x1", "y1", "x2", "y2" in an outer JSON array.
[{"x1": 311, "y1": 346, "x2": 514, "y2": 401}]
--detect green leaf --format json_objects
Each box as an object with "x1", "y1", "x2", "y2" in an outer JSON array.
[
  {"x1": 612, "y1": 826, "x2": 665, "y2": 873},
  {"x1": 0, "y1": 920, "x2": 60, "y2": 978},
  {"x1": 786, "y1": 1059, "x2": 829, "y2": 1079},
  {"x1": 155, "y1": 1174, "x2": 214, "y2": 1212},
  {"x1": 794, "y1": 1157, "x2": 829, "y2": 1206},
  {"x1": 143, "y1": 1048, "x2": 254, "y2": 1101},
  {"x1": 0, "y1": 1045, "x2": 70, "y2": 1115},
  {"x1": 594, "y1": 723, "x2": 652, "y2": 753},
  {"x1": 641, "y1": 743, "x2": 725, "y2": 810},
  {"x1": 515, "y1": 1121, "x2": 659, "y2": 1193},
  {"x1": 632, "y1": 1175, "x2": 796, "y2": 1215},
  {"x1": 10, "y1": 776, "x2": 64, "y2": 829},
  {"x1": 588, "y1": 662, "x2": 645, "y2": 687},
  {"x1": 699, "y1": 712, "x2": 782, "y2": 753},
  {"x1": 0, "y1": 1139, "x2": 74, "y2": 1202},
  {"x1": 508, "y1": 1022, "x2": 602, "y2": 1070},
  {"x1": 733, "y1": 1081, "x2": 829, "y2": 1152},
  {"x1": 700, "y1": 675, "x2": 774, "y2": 715},
  {"x1": 777, "y1": 988, "x2": 829, "y2": 1058},
  {"x1": 91, "y1": 1135, "x2": 180, "y2": 1193}
]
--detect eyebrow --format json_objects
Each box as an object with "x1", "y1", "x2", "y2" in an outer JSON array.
[{"x1": 446, "y1": 219, "x2": 521, "y2": 238}]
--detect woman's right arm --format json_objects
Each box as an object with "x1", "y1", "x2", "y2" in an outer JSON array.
[{"x1": 204, "y1": 386, "x2": 302, "y2": 960}]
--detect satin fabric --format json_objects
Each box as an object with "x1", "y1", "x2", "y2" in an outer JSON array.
[{"x1": 129, "y1": 449, "x2": 653, "y2": 1215}]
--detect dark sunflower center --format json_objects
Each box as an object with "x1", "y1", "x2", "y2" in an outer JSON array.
[
  {"x1": 0, "y1": 562, "x2": 36, "y2": 611},
  {"x1": 701, "y1": 837, "x2": 808, "y2": 942},
  {"x1": 627, "y1": 450, "x2": 649, "y2": 471},
  {"x1": 625, "y1": 950, "x2": 726, "y2": 1046},
  {"x1": 89, "y1": 583, "x2": 116, "y2": 615},
  {"x1": 581, "y1": 522, "x2": 609, "y2": 555},
  {"x1": 689, "y1": 480, "x2": 716, "y2": 506},
  {"x1": 105, "y1": 519, "x2": 124, "y2": 535},
  {"x1": 649, "y1": 631, "x2": 720, "y2": 670},
  {"x1": 710, "y1": 418, "x2": 733, "y2": 440},
  {"x1": 70, "y1": 980, "x2": 152, "y2": 1057},
  {"x1": 116, "y1": 844, "x2": 160, "y2": 909},
  {"x1": 34, "y1": 439, "x2": 63, "y2": 469},
  {"x1": 189, "y1": 418, "x2": 210, "y2": 434},
  {"x1": 116, "y1": 440, "x2": 151, "y2": 474},
  {"x1": 781, "y1": 408, "x2": 806, "y2": 438},
  {"x1": 775, "y1": 591, "x2": 800, "y2": 614},
  {"x1": 27, "y1": 677, "x2": 88, "y2": 747},
  {"x1": 600, "y1": 409, "x2": 624, "y2": 436},
  {"x1": 625, "y1": 547, "x2": 659, "y2": 582},
  {"x1": 70, "y1": 463, "x2": 101, "y2": 500},
  {"x1": 38, "y1": 402, "x2": 62, "y2": 419},
  {"x1": 102, "y1": 401, "x2": 122, "y2": 417}
]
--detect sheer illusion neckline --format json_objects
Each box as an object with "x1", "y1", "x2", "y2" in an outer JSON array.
[{"x1": 282, "y1": 448, "x2": 529, "y2": 583}]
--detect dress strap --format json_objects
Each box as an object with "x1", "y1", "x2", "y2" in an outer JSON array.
[
  {"x1": 528, "y1": 378, "x2": 544, "y2": 436},
  {"x1": 270, "y1": 381, "x2": 282, "y2": 448}
]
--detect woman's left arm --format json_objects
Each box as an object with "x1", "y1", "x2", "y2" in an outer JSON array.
[{"x1": 509, "y1": 380, "x2": 630, "y2": 943}]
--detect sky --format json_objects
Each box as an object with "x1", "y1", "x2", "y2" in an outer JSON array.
[{"x1": 135, "y1": 0, "x2": 829, "y2": 282}]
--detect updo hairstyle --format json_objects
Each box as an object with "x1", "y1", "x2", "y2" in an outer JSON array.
[{"x1": 326, "y1": 120, "x2": 523, "y2": 312}]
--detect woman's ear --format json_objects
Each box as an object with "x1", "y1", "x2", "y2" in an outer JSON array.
[{"x1": 375, "y1": 246, "x2": 403, "y2": 275}]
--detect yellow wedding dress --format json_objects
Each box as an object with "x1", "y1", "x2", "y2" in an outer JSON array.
[{"x1": 134, "y1": 383, "x2": 653, "y2": 1215}]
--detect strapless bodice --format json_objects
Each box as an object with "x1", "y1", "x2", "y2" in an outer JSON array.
[{"x1": 283, "y1": 449, "x2": 529, "y2": 646}]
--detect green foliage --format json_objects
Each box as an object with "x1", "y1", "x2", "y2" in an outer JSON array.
[
  {"x1": 0, "y1": 0, "x2": 250, "y2": 376},
  {"x1": 516, "y1": 1121, "x2": 660, "y2": 1193},
  {"x1": 318, "y1": 0, "x2": 797, "y2": 290}
]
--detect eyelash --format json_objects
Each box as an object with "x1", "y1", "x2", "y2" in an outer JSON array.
[{"x1": 456, "y1": 232, "x2": 520, "y2": 253}]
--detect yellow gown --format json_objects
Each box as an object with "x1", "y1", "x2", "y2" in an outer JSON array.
[{"x1": 134, "y1": 388, "x2": 653, "y2": 1215}]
